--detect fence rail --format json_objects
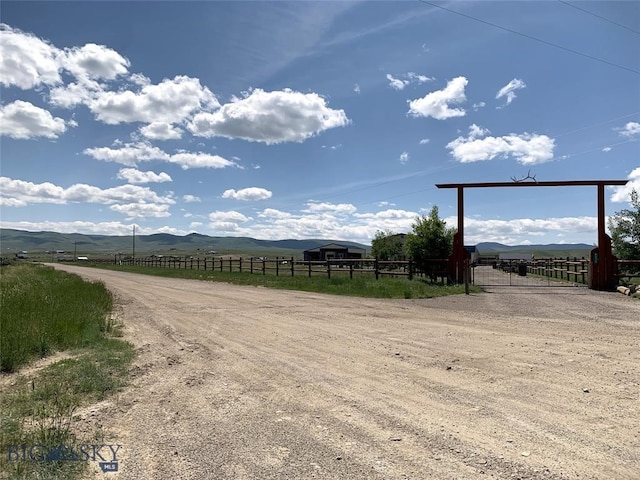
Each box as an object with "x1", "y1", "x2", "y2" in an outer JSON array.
[
  {"x1": 616, "y1": 260, "x2": 640, "y2": 283},
  {"x1": 76, "y1": 254, "x2": 639, "y2": 287},
  {"x1": 113, "y1": 256, "x2": 450, "y2": 282}
]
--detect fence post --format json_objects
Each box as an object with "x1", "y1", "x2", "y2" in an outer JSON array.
[
  {"x1": 262, "y1": 258, "x2": 266, "y2": 275},
  {"x1": 291, "y1": 257, "x2": 294, "y2": 277},
  {"x1": 250, "y1": 257, "x2": 253, "y2": 274},
  {"x1": 276, "y1": 257, "x2": 279, "y2": 276},
  {"x1": 308, "y1": 260, "x2": 312, "y2": 278},
  {"x1": 327, "y1": 260, "x2": 331, "y2": 279},
  {"x1": 375, "y1": 258, "x2": 379, "y2": 280},
  {"x1": 408, "y1": 258, "x2": 413, "y2": 281},
  {"x1": 349, "y1": 262, "x2": 353, "y2": 279},
  {"x1": 239, "y1": 257, "x2": 242, "y2": 273},
  {"x1": 464, "y1": 259, "x2": 469, "y2": 295}
]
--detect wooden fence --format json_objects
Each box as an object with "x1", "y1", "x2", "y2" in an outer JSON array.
[
  {"x1": 527, "y1": 257, "x2": 589, "y2": 284},
  {"x1": 100, "y1": 254, "x2": 639, "y2": 286},
  {"x1": 114, "y1": 256, "x2": 450, "y2": 282},
  {"x1": 489, "y1": 257, "x2": 640, "y2": 285},
  {"x1": 616, "y1": 259, "x2": 640, "y2": 283}
]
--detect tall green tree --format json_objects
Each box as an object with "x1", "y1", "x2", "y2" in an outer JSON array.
[
  {"x1": 405, "y1": 206, "x2": 456, "y2": 276},
  {"x1": 371, "y1": 230, "x2": 405, "y2": 260},
  {"x1": 608, "y1": 189, "x2": 640, "y2": 260}
]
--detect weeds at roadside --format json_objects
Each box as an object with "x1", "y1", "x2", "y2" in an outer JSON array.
[{"x1": 0, "y1": 264, "x2": 134, "y2": 479}]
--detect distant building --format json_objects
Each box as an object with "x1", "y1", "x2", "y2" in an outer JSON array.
[{"x1": 303, "y1": 243, "x2": 366, "y2": 262}]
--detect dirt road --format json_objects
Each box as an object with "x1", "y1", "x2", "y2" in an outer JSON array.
[{"x1": 51, "y1": 265, "x2": 639, "y2": 480}]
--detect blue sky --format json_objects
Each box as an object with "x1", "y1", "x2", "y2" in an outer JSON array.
[{"x1": 1, "y1": 1, "x2": 639, "y2": 246}]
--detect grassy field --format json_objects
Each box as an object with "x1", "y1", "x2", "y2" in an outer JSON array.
[
  {"x1": 90, "y1": 262, "x2": 481, "y2": 298},
  {"x1": 0, "y1": 263, "x2": 135, "y2": 479}
]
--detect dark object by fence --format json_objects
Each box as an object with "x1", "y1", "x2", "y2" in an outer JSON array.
[{"x1": 518, "y1": 263, "x2": 527, "y2": 276}]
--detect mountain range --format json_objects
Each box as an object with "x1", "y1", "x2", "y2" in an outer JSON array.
[
  {"x1": 1, "y1": 229, "x2": 594, "y2": 258},
  {"x1": 0, "y1": 229, "x2": 369, "y2": 257}
]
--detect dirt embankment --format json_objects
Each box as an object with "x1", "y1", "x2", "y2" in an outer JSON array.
[{"x1": 47, "y1": 265, "x2": 640, "y2": 480}]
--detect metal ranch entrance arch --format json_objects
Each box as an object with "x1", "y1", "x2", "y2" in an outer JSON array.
[{"x1": 435, "y1": 180, "x2": 628, "y2": 290}]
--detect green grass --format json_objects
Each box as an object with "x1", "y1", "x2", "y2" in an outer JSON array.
[
  {"x1": 90, "y1": 262, "x2": 480, "y2": 298},
  {"x1": 0, "y1": 263, "x2": 135, "y2": 480},
  {"x1": 0, "y1": 264, "x2": 118, "y2": 372}
]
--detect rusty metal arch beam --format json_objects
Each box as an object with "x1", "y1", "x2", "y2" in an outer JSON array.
[{"x1": 435, "y1": 180, "x2": 628, "y2": 290}]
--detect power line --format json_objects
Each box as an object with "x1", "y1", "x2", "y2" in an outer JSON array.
[
  {"x1": 417, "y1": 0, "x2": 640, "y2": 76},
  {"x1": 557, "y1": 0, "x2": 640, "y2": 36},
  {"x1": 555, "y1": 111, "x2": 640, "y2": 138}
]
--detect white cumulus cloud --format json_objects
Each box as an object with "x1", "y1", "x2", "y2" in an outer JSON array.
[
  {"x1": 117, "y1": 168, "x2": 172, "y2": 184},
  {"x1": 304, "y1": 202, "x2": 357, "y2": 214},
  {"x1": 84, "y1": 142, "x2": 238, "y2": 169},
  {"x1": 139, "y1": 122, "x2": 183, "y2": 140},
  {"x1": 408, "y1": 76, "x2": 468, "y2": 120},
  {"x1": 88, "y1": 75, "x2": 219, "y2": 124},
  {"x1": 208, "y1": 210, "x2": 252, "y2": 232},
  {"x1": 0, "y1": 101, "x2": 68, "y2": 139},
  {"x1": 183, "y1": 195, "x2": 201, "y2": 203},
  {"x1": 617, "y1": 121, "x2": 640, "y2": 138},
  {"x1": 0, "y1": 24, "x2": 61, "y2": 89},
  {"x1": 110, "y1": 202, "x2": 171, "y2": 219},
  {"x1": 386, "y1": 72, "x2": 432, "y2": 90},
  {"x1": 496, "y1": 78, "x2": 526, "y2": 107},
  {"x1": 610, "y1": 167, "x2": 640, "y2": 203},
  {"x1": 169, "y1": 152, "x2": 239, "y2": 170},
  {"x1": 222, "y1": 187, "x2": 273, "y2": 201},
  {"x1": 61, "y1": 43, "x2": 130, "y2": 83},
  {"x1": 84, "y1": 142, "x2": 170, "y2": 166},
  {"x1": 0, "y1": 176, "x2": 175, "y2": 207},
  {"x1": 386, "y1": 74, "x2": 410, "y2": 91},
  {"x1": 188, "y1": 88, "x2": 350, "y2": 144},
  {"x1": 446, "y1": 124, "x2": 555, "y2": 165}
]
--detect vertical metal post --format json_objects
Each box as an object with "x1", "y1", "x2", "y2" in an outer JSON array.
[
  {"x1": 458, "y1": 186, "x2": 465, "y2": 283},
  {"x1": 464, "y1": 259, "x2": 469, "y2": 295}
]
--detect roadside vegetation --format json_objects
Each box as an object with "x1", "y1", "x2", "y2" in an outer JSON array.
[{"x1": 0, "y1": 263, "x2": 134, "y2": 479}]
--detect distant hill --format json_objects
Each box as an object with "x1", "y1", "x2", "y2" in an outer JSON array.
[
  {"x1": 475, "y1": 242, "x2": 593, "y2": 258},
  {"x1": 0, "y1": 229, "x2": 370, "y2": 258}
]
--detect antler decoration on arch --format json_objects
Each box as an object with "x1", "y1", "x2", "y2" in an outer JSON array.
[{"x1": 510, "y1": 169, "x2": 538, "y2": 183}]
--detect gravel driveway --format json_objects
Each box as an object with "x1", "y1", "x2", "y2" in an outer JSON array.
[{"x1": 50, "y1": 264, "x2": 639, "y2": 480}]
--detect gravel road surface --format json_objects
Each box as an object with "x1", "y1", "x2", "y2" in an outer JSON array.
[{"x1": 49, "y1": 265, "x2": 639, "y2": 480}]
